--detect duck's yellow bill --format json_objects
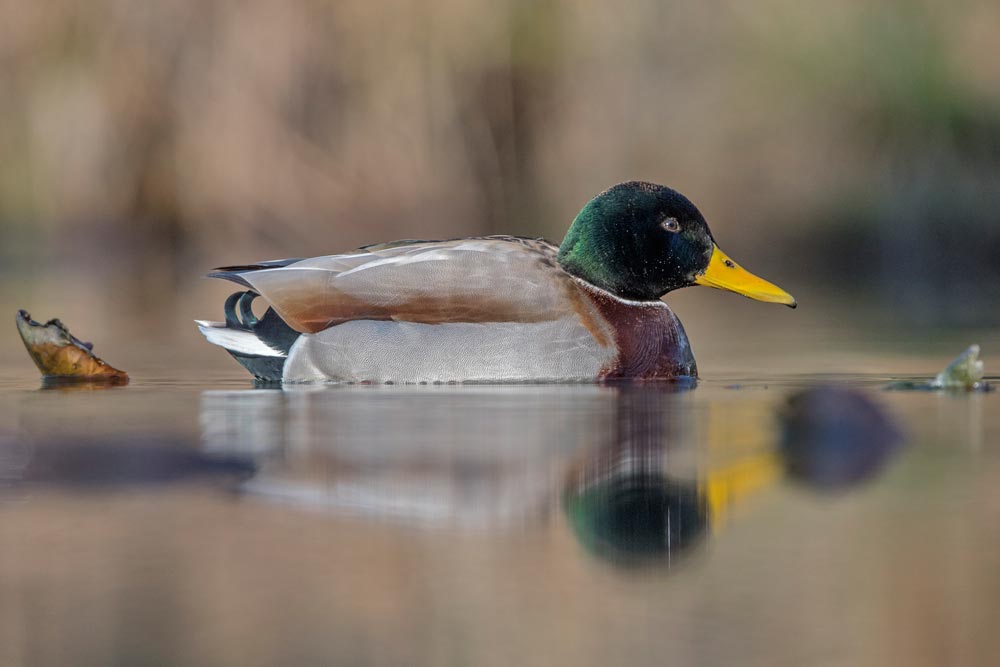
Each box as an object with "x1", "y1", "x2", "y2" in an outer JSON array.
[{"x1": 694, "y1": 245, "x2": 797, "y2": 308}]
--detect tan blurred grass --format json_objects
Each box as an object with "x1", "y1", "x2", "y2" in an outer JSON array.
[{"x1": 0, "y1": 0, "x2": 998, "y2": 359}]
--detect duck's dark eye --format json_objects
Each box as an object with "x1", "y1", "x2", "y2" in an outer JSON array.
[{"x1": 661, "y1": 217, "x2": 681, "y2": 233}]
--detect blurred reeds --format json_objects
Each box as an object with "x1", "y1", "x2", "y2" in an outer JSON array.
[{"x1": 0, "y1": 0, "x2": 998, "y2": 352}]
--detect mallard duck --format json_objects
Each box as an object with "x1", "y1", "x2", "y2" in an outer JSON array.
[{"x1": 198, "y1": 181, "x2": 795, "y2": 383}]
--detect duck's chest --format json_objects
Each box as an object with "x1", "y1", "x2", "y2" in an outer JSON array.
[{"x1": 571, "y1": 285, "x2": 697, "y2": 380}]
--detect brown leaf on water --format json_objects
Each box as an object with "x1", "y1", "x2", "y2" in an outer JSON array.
[{"x1": 15, "y1": 310, "x2": 128, "y2": 383}]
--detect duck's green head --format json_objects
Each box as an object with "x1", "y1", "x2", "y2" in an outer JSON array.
[{"x1": 557, "y1": 181, "x2": 796, "y2": 306}]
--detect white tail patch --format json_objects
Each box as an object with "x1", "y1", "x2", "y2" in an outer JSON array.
[{"x1": 196, "y1": 321, "x2": 286, "y2": 358}]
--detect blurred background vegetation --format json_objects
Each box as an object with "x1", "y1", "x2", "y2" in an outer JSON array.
[{"x1": 1, "y1": 0, "x2": 998, "y2": 367}]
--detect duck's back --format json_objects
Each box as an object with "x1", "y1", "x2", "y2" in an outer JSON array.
[{"x1": 210, "y1": 236, "x2": 571, "y2": 334}]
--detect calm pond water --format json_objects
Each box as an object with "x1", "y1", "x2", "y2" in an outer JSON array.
[{"x1": 1, "y1": 349, "x2": 999, "y2": 666}]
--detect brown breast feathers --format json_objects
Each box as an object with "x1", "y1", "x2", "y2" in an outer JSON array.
[{"x1": 573, "y1": 281, "x2": 698, "y2": 380}]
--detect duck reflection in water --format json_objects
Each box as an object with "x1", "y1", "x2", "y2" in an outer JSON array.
[
  {"x1": 199, "y1": 383, "x2": 707, "y2": 564},
  {"x1": 197, "y1": 381, "x2": 903, "y2": 569},
  {"x1": 561, "y1": 385, "x2": 708, "y2": 568}
]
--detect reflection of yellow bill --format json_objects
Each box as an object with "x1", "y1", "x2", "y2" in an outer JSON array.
[
  {"x1": 704, "y1": 453, "x2": 781, "y2": 531},
  {"x1": 694, "y1": 245, "x2": 797, "y2": 308}
]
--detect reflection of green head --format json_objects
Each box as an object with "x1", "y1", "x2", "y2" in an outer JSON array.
[{"x1": 563, "y1": 471, "x2": 708, "y2": 567}]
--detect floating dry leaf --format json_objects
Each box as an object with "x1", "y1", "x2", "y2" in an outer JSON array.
[{"x1": 16, "y1": 310, "x2": 128, "y2": 383}]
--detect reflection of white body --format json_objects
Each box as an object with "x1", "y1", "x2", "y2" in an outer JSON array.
[{"x1": 200, "y1": 387, "x2": 620, "y2": 527}]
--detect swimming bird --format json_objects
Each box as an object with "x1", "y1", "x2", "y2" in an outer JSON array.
[{"x1": 198, "y1": 181, "x2": 795, "y2": 383}]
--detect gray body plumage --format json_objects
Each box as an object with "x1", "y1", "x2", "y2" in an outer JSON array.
[{"x1": 282, "y1": 317, "x2": 614, "y2": 383}]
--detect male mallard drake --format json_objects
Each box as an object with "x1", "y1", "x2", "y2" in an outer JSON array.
[{"x1": 198, "y1": 181, "x2": 795, "y2": 383}]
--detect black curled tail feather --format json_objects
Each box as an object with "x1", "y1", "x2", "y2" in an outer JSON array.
[
  {"x1": 202, "y1": 291, "x2": 301, "y2": 382},
  {"x1": 224, "y1": 291, "x2": 301, "y2": 355}
]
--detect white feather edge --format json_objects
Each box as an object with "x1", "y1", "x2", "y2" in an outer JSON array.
[{"x1": 196, "y1": 321, "x2": 287, "y2": 358}]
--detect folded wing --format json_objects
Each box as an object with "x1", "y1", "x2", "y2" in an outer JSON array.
[{"x1": 209, "y1": 237, "x2": 573, "y2": 333}]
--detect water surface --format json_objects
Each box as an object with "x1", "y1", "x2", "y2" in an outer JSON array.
[{"x1": 1, "y1": 354, "x2": 999, "y2": 666}]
